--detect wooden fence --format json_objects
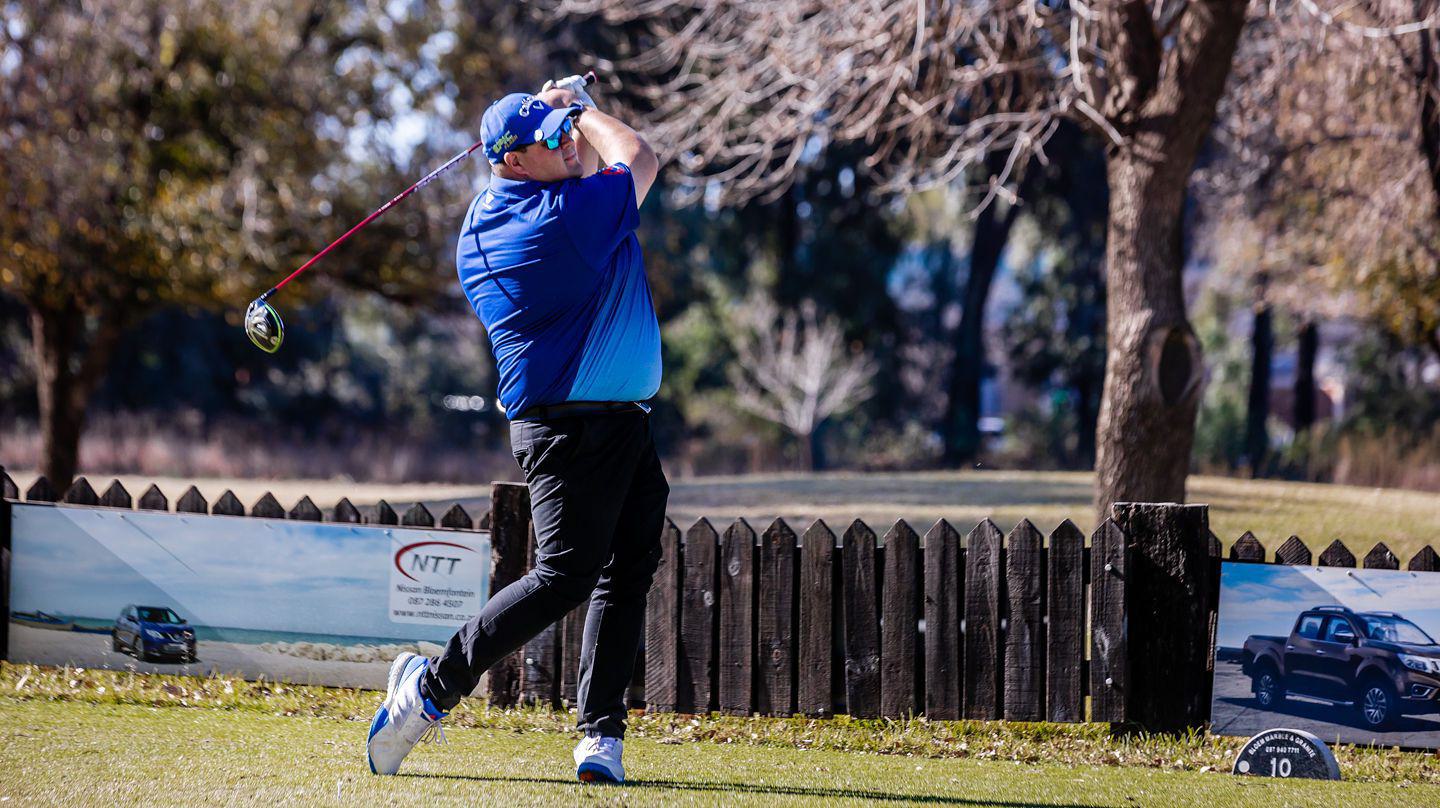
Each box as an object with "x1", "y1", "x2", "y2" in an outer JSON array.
[
  {"x1": 513, "y1": 512, "x2": 1130, "y2": 723},
  {"x1": 5, "y1": 469, "x2": 1438, "y2": 732}
]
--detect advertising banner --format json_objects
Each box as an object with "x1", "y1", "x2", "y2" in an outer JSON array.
[
  {"x1": 5, "y1": 503, "x2": 489, "y2": 689},
  {"x1": 1211, "y1": 561, "x2": 1440, "y2": 748}
]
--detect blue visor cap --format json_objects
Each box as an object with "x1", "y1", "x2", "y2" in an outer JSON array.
[{"x1": 482, "y1": 93, "x2": 580, "y2": 163}]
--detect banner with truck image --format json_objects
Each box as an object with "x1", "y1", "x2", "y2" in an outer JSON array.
[
  {"x1": 1211, "y1": 561, "x2": 1440, "y2": 749},
  {"x1": 5, "y1": 502, "x2": 488, "y2": 690}
]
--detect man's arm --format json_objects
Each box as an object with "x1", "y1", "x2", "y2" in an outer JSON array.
[
  {"x1": 571, "y1": 107, "x2": 658, "y2": 205},
  {"x1": 537, "y1": 85, "x2": 658, "y2": 204},
  {"x1": 535, "y1": 89, "x2": 657, "y2": 204}
]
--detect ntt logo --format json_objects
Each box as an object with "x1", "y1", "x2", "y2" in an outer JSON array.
[{"x1": 394, "y1": 540, "x2": 476, "y2": 582}]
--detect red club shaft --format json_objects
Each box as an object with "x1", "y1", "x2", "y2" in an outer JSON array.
[
  {"x1": 257, "y1": 71, "x2": 594, "y2": 302},
  {"x1": 262, "y1": 139, "x2": 486, "y2": 300}
]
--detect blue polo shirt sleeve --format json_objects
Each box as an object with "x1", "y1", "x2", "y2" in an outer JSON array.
[{"x1": 558, "y1": 163, "x2": 640, "y2": 265}]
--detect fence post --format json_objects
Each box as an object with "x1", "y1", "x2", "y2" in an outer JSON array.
[
  {"x1": 880, "y1": 520, "x2": 920, "y2": 718},
  {"x1": 488, "y1": 482, "x2": 531, "y2": 707},
  {"x1": 137, "y1": 484, "x2": 168, "y2": 511},
  {"x1": 643, "y1": 519, "x2": 682, "y2": 713},
  {"x1": 797, "y1": 520, "x2": 835, "y2": 717},
  {"x1": 1089, "y1": 519, "x2": 1127, "y2": 722},
  {"x1": 1110, "y1": 501, "x2": 1212, "y2": 734},
  {"x1": 841, "y1": 520, "x2": 881, "y2": 718},
  {"x1": 679, "y1": 519, "x2": 719, "y2": 713},
  {"x1": 756, "y1": 519, "x2": 797, "y2": 716},
  {"x1": 718, "y1": 519, "x2": 755, "y2": 715},
  {"x1": 62, "y1": 477, "x2": 98, "y2": 505},
  {"x1": 84, "y1": 478, "x2": 147, "y2": 510}
]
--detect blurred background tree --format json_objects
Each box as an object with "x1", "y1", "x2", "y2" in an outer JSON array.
[
  {"x1": 0, "y1": 0, "x2": 526, "y2": 489},
  {"x1": 1, "y1": 0, "x2": 1437, "y2": 496},
  {"x1": 541, "y1": 0, "x2": 1251, "y2": 519}
]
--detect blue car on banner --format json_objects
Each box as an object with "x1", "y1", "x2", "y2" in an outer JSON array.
[{"x1": 112, "y1": 604, "x2": 198, "y2": 663}]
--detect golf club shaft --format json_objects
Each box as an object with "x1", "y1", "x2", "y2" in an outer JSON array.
[
  {"x1": 258, "y1": 71, "x2": 597, "y2": 302},
  {"x1": 261, "y1": 140, "x2": 482, "y2": 300}
]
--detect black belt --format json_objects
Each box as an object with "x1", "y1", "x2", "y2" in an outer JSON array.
[{"x1": 514, "y1": 401, "x2": 645, "y2": 421}]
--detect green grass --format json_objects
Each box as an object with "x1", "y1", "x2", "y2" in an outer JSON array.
[
  {"x1": 6, "y1": 698, "x2": 1440, "y2": 807},
  {"x1": 2, "y1": 664, "x2": 1438, "y2": 807}
]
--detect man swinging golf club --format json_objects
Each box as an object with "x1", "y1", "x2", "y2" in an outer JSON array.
[{"x1": 366, "y1": 74, "x2": 664, "y2": 784}]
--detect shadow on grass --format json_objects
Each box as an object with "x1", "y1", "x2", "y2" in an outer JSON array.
[{"x1": 402, "y1": 771, "x2": 1104, "y2": 806}]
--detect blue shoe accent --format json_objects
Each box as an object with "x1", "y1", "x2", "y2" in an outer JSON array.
[
  {"x1": 366, "y1": 705, "x2": 390, "y2": 773},
  {"x1": 577, "y1": 761, "x2": 620, "y2": 783},
  {"x1": 368, "y1": 706, "x2": 391, "y2": 742}
]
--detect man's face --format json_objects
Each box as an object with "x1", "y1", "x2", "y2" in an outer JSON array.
[{"x1": 505, "y1": 128, "x2": 582, "y2": 182}]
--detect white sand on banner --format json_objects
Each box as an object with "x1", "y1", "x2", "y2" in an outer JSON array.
[{"x1": 7, "y1": 623, "x2": 444, "y2": 690}]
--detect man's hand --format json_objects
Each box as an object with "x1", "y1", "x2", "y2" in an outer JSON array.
[
  {"x1": 535, "y1": 80, "x2": 599, "y2": 176},
  {"x1": 541, "y1": 74, "x2": 596, "y2": 109},
  {"x1": 536, "y1": 86, "x2": 580, "y2": 110}
]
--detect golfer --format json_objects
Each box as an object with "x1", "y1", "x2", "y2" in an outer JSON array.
[{"x1": 367, "y1": 77, "x2": 664, "y2": 784}]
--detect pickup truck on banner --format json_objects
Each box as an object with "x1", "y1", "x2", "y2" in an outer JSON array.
[{"x1": 1243, "y1": 605, "x2": 1440, "y2": 730}]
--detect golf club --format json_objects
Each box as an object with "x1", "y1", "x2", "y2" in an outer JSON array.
[{"x1": 245, "y1": 71, "x2": 596, "y2": 354}]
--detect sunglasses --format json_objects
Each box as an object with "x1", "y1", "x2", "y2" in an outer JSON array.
[{"x1": 519, "y1": 116, "x2": 574, "y2": 153}]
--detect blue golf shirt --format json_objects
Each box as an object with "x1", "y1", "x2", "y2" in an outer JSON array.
[{"x1": 456, "y1": 163, "x2": 661, "y2": 418}]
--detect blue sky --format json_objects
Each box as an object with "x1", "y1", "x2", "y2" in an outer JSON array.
[
  {"x1": 1216, "y1": 562, "x2": 1440, "y2": 650},
  {"x1": 9, "y1": 505, "x2": 487, "y2": 642}
]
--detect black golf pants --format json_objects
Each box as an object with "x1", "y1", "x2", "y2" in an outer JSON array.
[{"x1": 420, "y1": 409, "x2": 668, "y2": 738}]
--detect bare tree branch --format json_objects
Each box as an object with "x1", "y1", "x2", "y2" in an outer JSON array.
[{"x1": 724, "y1": 294, "x2": 877, "y2": 466}]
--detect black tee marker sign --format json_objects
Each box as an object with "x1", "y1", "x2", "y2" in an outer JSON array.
[{"x1": 1232, "y1": 729, "x2": 1341, "y2": 780}]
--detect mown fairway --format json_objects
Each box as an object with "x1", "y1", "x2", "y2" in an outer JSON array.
[
  {"x1": 2, "y1": 664, "x2": 1438, "y2": 808},
  {"x1": 3, "y1": 697, "x2": 1439, "y2": 808}
]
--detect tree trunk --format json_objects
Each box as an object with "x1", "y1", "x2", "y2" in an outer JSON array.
[
  {"x1": 808, "y1": 422, "x2": 826, "y2": 472},
  {"x1": 30, "y1": 303, "x2": 121, "y2": 493},
  {"x1": 1412, "y1": 29, "x2": 1440, "y2": 365},
  {"x1": 1093, "y1": 0, "x2": 1248, "y2": 521},
  {"x1": 1095, "y1": 155, "x2": 1206, "y2": 519},
  {"x1": 943, "y1": 194, "x2": 1023, "y2": 464},
  {"x1": 1294, "y1": 320, "x2": 1318, "y2": 432},
  {"x1": 797, "y1": 428, "x2": 814, "y2": 472},
  {"x1": 1245, "y1": 279, "x2": 1272, "y2": 477}
]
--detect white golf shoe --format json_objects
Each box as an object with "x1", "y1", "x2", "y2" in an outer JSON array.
[
  {"x1": 366, "y1": 652, "x2": 447, "y2": 775},
  {"x1": 574, "y1": 735, "x2": 624, "y2": 783}
]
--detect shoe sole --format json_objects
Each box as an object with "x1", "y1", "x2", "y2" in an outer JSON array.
[{"x1": 577, "y1": 762, "x2": 622, "y2": 784}]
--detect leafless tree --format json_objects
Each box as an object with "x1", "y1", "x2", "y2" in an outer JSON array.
[
  {"x1": 1201, "y1": 0, "x2": 1440, "y2": 360},
  {"x1": 726, "y1": 294, "x2": 876, "y2": 470},
  {"x1": 545, "y1": 0, "x2": 1263, "y2": 517}
]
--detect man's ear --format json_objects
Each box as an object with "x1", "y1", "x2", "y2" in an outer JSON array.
[{"x1": 503, "y1": 151, "x2": 529, "y2": 179}]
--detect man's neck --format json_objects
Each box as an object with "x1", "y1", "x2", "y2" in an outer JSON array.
[{"x1": 493, "y1": 164, "x2": 529, "y2": 182}]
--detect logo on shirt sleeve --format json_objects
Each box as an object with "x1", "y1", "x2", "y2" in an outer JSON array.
[{"x1": 600, "y1": 165, "x2": 628, "y2": 175}]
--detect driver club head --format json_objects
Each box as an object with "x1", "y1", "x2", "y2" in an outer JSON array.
[{"x1": 245, "y1": 298, "x2": 285, "y2": 354}]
